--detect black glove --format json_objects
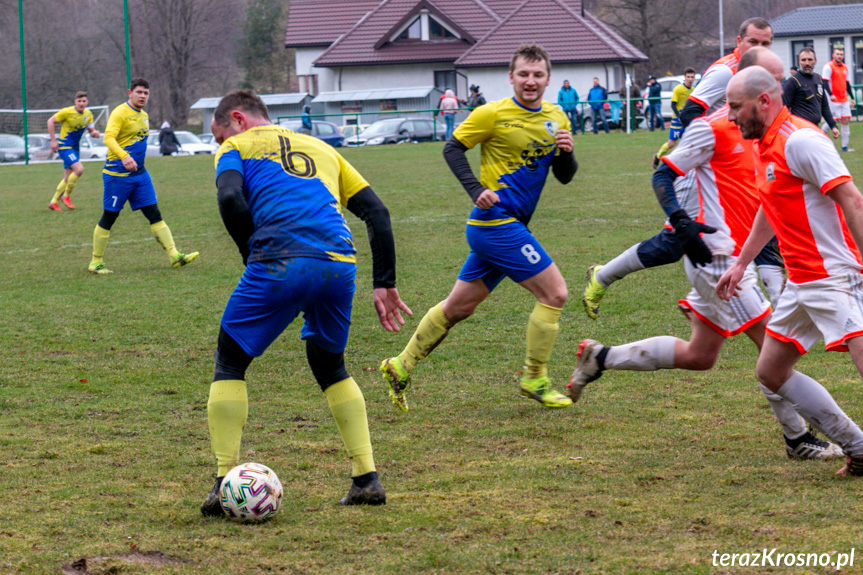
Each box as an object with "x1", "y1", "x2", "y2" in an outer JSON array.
[{"x1": 669, "y1": 209, "x2": 716, "y2": 267}]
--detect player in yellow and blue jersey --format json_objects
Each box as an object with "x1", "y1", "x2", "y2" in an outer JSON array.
[
  {"x1": 47, "y1": 91, "x2": 100, "y2": 211},
  {"x1": 651, "y1": 68, "x2": 696, "y2": 169},
  {"x1": 88, "y1": 78, "x2": 198, "y2": 275},
  {"x1": 380, "y1": 44, "x2": 578, "y2": 410},
  {"x1": 200, "y1": 90, "x2": 412, "y2": 514}
]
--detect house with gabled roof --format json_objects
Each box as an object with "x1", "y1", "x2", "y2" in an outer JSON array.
[
  {"x1": 285, "y1": 0, "x2": 647, "y2": 124},
  {"x1": 770, "y1": 3, "x2": 863, "y2": 85}
]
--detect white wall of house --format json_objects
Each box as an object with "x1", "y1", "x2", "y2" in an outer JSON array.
[
  {"x1": 296, "y1": 47, "x2": 339, "y2": 93},
  {"x1": 338, "y1": 63, "x2": 448, "y2": 91},
  {"x1": 460, "y1": 63, "x2": 627, "y2": 105}
]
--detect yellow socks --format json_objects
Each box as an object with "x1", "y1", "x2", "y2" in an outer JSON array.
[
  {"x1": 91, "y1": 225, "x2": 110, "y2": 263},
  {"x1": 656, "y1": 142, "x2": 671, "y2": 159},
  {"x1": 63, "y1": 173, "x2": 79, "y2": 197},
  {"x1": 399, "y1": 302, "x2": 453, "y2": 372},
  {"x1": 524, "y1": 302, "x2": 562, "y2": 379},
  {"x1": 52, "y1": 179, "x2": 66, "y2": 204},
  {"x1": 207, "y1": 379, "x2": 248, "y2": 477},
  {"x1": 150, "y1": 221, "x2": 179, "y2": 260},
  {"x1": 325, "y1": 378, "x2": 375, "y2": 478}
]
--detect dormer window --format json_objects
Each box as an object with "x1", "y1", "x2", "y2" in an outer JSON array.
[
  {"x1": 429, "y1": 18, "x2": 456, "y2": 40},
  {"x1": 392, "y1": 10, "x2": 459, "y2": 42},
  {"x1": 397, "y1": 18, "x2": 422, "y2": 40}
]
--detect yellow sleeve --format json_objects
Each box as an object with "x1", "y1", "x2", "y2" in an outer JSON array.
[
  {"x1": 337, "y1": 153, "x2": 371, "y2": 205},
  {"x1": 452, "y1": 103, "x2": 495, "y2": 149},
  {"x1": 54, "y1": 107, "x2": 70, "y2": 124},
  {"x1": 104, "y1": 107, "x2": 127, "y2": 160},
  {"x1": 85, "y1": 109, "x2": 94, "y2": 127},
  {"x1": 671, "y1": 86, "x2": 683, "y2": 105}
]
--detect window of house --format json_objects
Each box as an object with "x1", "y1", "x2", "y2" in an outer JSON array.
[
  {"x1": 397, "y1": 18, "x2": 422, "y2": 40},
  {"x1": 434, "y1": 70, "x2": 456, "y2": 93},
  {"x1": 380, "y1": 99, "x2": 397, "y2": 112},
  {"x1": 429, "y1": 19, "x2": 455, "y2": 39},
  {"x1": 790, "y1": 40, "x2": 813, "y2": 65}
]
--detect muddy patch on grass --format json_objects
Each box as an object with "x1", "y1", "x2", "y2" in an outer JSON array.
[{"x1": 61, "y1": 550, "x2": 189, "y2": 573}]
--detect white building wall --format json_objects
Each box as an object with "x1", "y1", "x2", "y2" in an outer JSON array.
[
  {"x1": 337, "y1": 63, "x2": 445, "y2": 90},
  {"x1": 460, "y1": 63, "x2": 626, "y2": 105},
  {"x1": 296, "y1": 47, "x2": 338, "y2": 93}
]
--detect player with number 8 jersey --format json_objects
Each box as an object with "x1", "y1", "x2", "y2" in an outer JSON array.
[{"x1": 380, "y1": 44, "x2": 579, "y2": 411}]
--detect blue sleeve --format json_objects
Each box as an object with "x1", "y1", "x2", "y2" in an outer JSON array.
[
  {"x1": 651, "y1": 163, "x2": 681, "y2": 217},
  {"x1": 216, "y1": 148, "x2": 244, "y2": 180}
]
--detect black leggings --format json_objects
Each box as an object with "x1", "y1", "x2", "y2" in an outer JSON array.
[{"x1": 98, "y1": 204, "x2": 162, "y2": 230}]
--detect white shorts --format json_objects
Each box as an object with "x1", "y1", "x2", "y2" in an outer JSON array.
[
  {"x1": 830, "y1": 100, "x2": 852, "y2": 119},
  {"x1": 678, "y1": 255, "x2": 771, "y2": 337},
  {"x1": 766, "y1": 274, "x2": 863, "y2": 353}
]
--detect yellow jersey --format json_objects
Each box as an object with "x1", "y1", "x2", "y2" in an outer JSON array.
[
  {"x1": 670, "y1": 83, "x2": 695, "y2": 118},
  {"x1": 453, "y1": 97, "x2": 570, "y2": 225},
  {"x1": 54, "y1": 106, "x2": 94, "y2": 150},
  {"x1": 103, "y1": 102, "x2": 149, "y2": 176}
]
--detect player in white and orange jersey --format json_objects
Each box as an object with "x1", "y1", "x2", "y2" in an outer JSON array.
[
  {"x1": 822, "y1": 46, "x2": 855, "y2": 151},
  {"x1": 717, "y1": 65, "x2": 863, "y2": 476}
]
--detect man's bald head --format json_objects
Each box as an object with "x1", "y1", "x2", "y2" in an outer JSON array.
[
  {"x1": 727, "y1": 66, "x2": 782, "y2": 139},
  {"x1": 738, "y1": 46, "x2": 785, "y2": 83}
]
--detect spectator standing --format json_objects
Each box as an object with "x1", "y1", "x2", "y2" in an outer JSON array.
[
  {"x1": 619, "y1": 81, "x2": 641, "y2": 132},
  {"x1": 159, "y1": 121, "x2": 180, "y2": 156},
  {"x1": 783, "y1": 47, "x2": 839, "y2": 139},
  {"x1": 440, "y1": 89, "x2": 459, "y2": 140},
  {"x1": 462, "y1": 85, "x2": 487, "y2": 110},
  {"x1": 588, "y1": 77, "x2": 609, "y2": 134},
  {"x1": 301, "y1": 105, "x2": 312, "y2": 135},
  {"x1": 558, "y1": 80, "x2": 579, "y2": 134},
  {"x1": 646, "y1": 76, "x2": 665, "y2": 131}
]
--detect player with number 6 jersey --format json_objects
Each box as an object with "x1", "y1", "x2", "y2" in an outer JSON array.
[
  {"x1": 380, "y1": 43, "x2": 578, "y2": 411},
  {"x1": 201, "y1": 89, "x2": 411, "y2": 513}
]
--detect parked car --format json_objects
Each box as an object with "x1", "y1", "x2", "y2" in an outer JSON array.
[
  {"x1": 339, "y1": 124, "x2": 370, "y2": 145},
  {"x1": 198, "y1": 133, "x2": 215, "y2": 145},
  {"x1": 146, "y1": 130, "x2": 217, "y2": 157},
  {"x1": 78, "y1": 133, "x2": 109, "y2": 160},
  {"x1": 346, "y1": 118, "x2": 441, "y2": 146},
  {"x1": 0, "y1": 134, "x2": 27, "y2": 162},
  {"x1": 641, "y1": 74, "x2": 702, "y2": 121},
  {"x1": 280, "y1": 120, "x2": 345, "y2": 147},
  {"x1": 26, "y1": 133, "x2": 55, "y2": 161}
]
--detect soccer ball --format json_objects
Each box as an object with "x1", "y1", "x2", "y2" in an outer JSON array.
[{"x1": 219, "y1": 462, "x2": 283, "y2": 522}]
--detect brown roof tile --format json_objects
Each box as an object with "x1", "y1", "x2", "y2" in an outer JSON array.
[
  {"x1": 314, "y1": 0, "x2": 500, "y2": 66},
  {"x1": 455, "y1": 0, "x2": 647, "y2": 66},
  {"x1": 286, "y1": 0, "x2": 647, "y2": 66},
  {"x1": 285, "y1": 0, "x2": 380, "y2": 47}
]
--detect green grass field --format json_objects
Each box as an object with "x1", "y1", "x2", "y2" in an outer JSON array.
[{"x1": 2, "y1": 130, "x2": 863, "y2": 574}]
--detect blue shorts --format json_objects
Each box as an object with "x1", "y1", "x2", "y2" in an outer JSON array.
[
  {"x1": 221, "y1": 258, "x2": 356, "y2": 357},
  {"x1": 102, "y1": 170, "x2": 157, "y2": 212},
  {"x1": 458, "y1": 222, "x2": 553, "y2": 292},
  {"x1": 668, "y1": 118, "x2": 684, "y2": 142},
  {"x1": 754, "y1": 236, "x2": 784, "y2": 268},
  {"x1": 636, "y1": 227, "x2": 684, "y2": 268},
  {"x1": 58, "y1": 149, "x2": 80, "y2": 169}
]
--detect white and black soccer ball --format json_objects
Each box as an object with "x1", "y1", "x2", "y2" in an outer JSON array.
[{"x1": 219, "y1": 462, "x2": 283, "y2": 522}]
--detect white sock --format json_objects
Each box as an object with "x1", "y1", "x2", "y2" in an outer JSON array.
[
  {"x1": 757, "y1": 265, "x2": 786, "y2": 306},
  {"x1": 776, "y1": 371, "x2": 863, "y2": 457},
  {"x1": 605, "y1": 336, "x2": 677, "y2": 371},
  {"x1": 842, "y1": 123, "x2": 850, "y2": 148},
  {"x1": 596, "y1": 244, "x2": 644, "y2": 288},
  {"x1": 759, "y1": 384, "x2": 807, "y2": 439}
]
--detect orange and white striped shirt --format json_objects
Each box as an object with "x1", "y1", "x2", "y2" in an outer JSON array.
[
  {"x1": 757, "y1": 107, "x2": 860, "y2": 284},
  {"x1": 687, "y1": 48, "x2": 741, "y2": 114},
  {"x1": 823, "y1": 60, "x2": 850, "y2": 103},
  {"x1": 662, "y1": 105, "x2": 760, "y2": 257}
]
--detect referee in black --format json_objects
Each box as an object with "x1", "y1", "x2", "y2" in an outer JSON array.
[{"x1": 783, "y1": 46, "x2": 840, "y2": 139}]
